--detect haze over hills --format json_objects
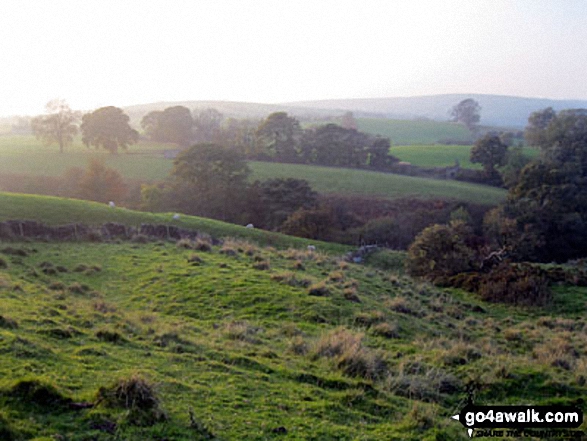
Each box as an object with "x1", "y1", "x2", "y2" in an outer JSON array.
[
  {"x1": 284, "y1": 94, "x2": 587, "y2": 128},
  {"x1": 121, "y1": 94, "x2": 587, "y2": 129}
]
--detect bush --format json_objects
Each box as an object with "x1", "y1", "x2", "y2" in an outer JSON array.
[
  {"x1": 478, "y1": 262, "x2": 551, "y2": 306},
  {"x1": 405, "y1": 222, "x2": 476, "y2": 281}
]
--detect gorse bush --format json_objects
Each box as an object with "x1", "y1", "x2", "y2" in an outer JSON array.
[{"x1": 478, "y1": 262, "x2": 551, "y2": 306}]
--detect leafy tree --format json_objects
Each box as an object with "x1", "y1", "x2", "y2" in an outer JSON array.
[
  {"x1": 81, "y1": 106, "x2": 139, "y2": 154},
  {"x1": 524, "y1": 107, "x2": 556, "y2": 148},
  {"x1": 251, "y1": 178, "x2": 318, "y2": 229},
  {"x1": 470, "y1": 134, "x2": 508, "y2": 177},
  {"x1": 301, "y1": 124, "x2": 369, "y2": 167},
  {"x1": 256, "y1": 112, "x2": 303, "y2": 162},
  {"x1": 193, "y1": 108, "x2": 224, "y2": 144},
  {"x1": 501, "y1": 108, "x2": 587, "y2": 261},
  {"x1": 367, "y1": 137, "x2": 397, "y2": 170},
  {"x1": 169, "y1": 143, "x2": 250, "y2": 221},
  {"x1": 221, "y1": 117, "x2": 258, "y2": 156},
  {"x1": 31, "y1": 99, "x2": 80, "y2": 153},
  {"x1": 280, "y1": 207, "x2": 336, "y2": 240},
  {"x1": 405, "y1": 222, "x2": 476, "y2": 281},
  {"x1": 499, "y1": 146, "x2": 532, "y2": 188},
  {"x1": 61, "y1": 159, "x2": 127, "y2": 203},
  {"x1": 450, "y1": 98, "x2": 481, "y2": 132},
  {"x1": 141, "y1": 106, "x2": 193, "y2": 146}
]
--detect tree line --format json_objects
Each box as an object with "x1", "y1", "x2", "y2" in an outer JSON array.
[
  {"x1": 31, "y1": 100, "x2": 398, "y2": 171},
  {"x1": 404, "y1": 106, "x2": 587, "y2": 306}
]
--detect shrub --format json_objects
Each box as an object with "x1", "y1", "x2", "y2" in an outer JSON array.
[
  {"x1": 405, "y1": 223, "x2": 476, "y2": 281},
  {"x1": 478, "y1": 262, "x2": 551, "y2": 306},
  {"x1": 96, "y1": 374, "x2": 166, "y2": 426}
]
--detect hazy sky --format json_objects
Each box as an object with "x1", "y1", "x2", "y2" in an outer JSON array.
[{"x1": 1, "y1": 0, "x2": 586, "y2": 116}]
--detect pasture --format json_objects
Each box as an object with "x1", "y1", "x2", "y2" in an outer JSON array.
[
  {"x1": 0, "y1": 194, "x2": 585, "y2": 439},
  {"x1": 0, "y1": 135, "x2": 507, "y2": 205},
  {"x1": 356, "y1": 117, "x2": 472, "y2": 145}
]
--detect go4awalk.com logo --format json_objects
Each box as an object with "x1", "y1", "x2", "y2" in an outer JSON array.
[{"x1": 451, "y1": 403, "x2": 584, "y2": 438}]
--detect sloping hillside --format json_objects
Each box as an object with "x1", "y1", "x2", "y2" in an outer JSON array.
[{"x1": 0, "y1": 194, "x2": 586, "y2": 439}]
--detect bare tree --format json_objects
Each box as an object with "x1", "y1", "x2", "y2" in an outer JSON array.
[{"x1": 31, "y1": 99, "x2": 80, "y2": 153}]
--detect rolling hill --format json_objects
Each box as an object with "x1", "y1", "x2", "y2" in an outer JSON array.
[{"x1": 0, "y1": 193, "x2": 586, "y2": 439}]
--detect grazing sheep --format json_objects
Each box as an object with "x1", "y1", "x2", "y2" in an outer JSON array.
[
  {"x1": 307, "y1": 245, "x2": 316, "y2": 252},
  {"x1": 108, "y1": 201, "x2": 116, "y2": 208},
  {"x1": 246, "y1": 223, "x2": 254, "y2": 229},
  {"x1": 173, "y1": 214, "x2": 181, "y2": 220}
]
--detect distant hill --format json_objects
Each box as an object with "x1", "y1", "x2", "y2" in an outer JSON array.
[
  {"x1": 123, "y1": 94, "x2": 587, "y2": 129},
  {"x1": 123, "y1": 100, "x2": 374, "y2": 127},
  {"x1": 283, "y1": 94, "x2": 587, "y2": 128}
]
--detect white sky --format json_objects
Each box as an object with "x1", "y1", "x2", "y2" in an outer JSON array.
[{"x1": 0, "y1": 0, "x2": 586, "y2": 116}]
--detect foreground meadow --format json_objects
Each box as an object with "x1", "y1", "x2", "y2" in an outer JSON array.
[{"x1": 0, "y1": 204, "x2": 585, "y2": 439}]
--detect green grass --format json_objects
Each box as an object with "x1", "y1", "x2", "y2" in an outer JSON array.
[
  {"x1": 0, "y1": 136, "x2": 508, "y2": 205},
  {"x1": 356, "y1": 118, "x2": 472, "y2": 145},
  {"x1": 0, "y1": 135, "x2": 173, "y2": 180},
  {"x1": 0, "y1": 238, "x2": 585, "y2": 439},
  {"x1": 391, "y1": 144, "x2": 539, "y2": 169},
  {"x1": 249, "y1": 162, "x2": 506, "y2": 205},
  {"x1": 0, "y1": 192, "x2": 350, "y2": 253}
]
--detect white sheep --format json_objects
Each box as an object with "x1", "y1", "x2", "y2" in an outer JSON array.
[
  {"x1": 246, "y1": 223, "x2": 254, "y2": 229},
  {"x1": 173, "y1": 214, "x2": 181, "y2": 220},
  {"x1": 307, "y1": 245, "x2": 316, "y2": 252},
  {"x1": 108, "y1": 201, "x2": 116, "y2": 208}
]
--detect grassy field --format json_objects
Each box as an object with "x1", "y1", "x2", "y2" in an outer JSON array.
[
  {"x1": 0, "y1": 192, "x2": 350, "y2": 254},
  {"x1": 249, "y1": 162, "x2": 506, "y2": 205},
  {"x1": 356, "y1": 118, "x2": 472, "y2": 145},
  {"x1": 0, "y1": 195, "x2": 586, "y2": 439},
  {"x1": 0, "y1": 135, "x2": 508, "y2": 205},
  {"x1": 390, "y1": 144, "x2": 539, "y2": 169}
]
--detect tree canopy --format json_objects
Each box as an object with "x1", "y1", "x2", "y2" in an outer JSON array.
[
  {"x1": 141, "y1": 106, "x2": 193, "y2": 146},
  {"x1": 169, "y1": 143, "x2": 251, "y2": 221},
  {"x1": 81, "y1": 106, "x2": 139, "y2": 154},
  {"x1": 31, "y1": 99, "x2": 79, "y2": 153},
  {"x1": 255, "y1": 112, "x2": 303, "y2": 162},
  {"x1": 500, "y1": 108, "x2": 587, "y2": 261},
  {"x1": 450, "y1": 98, "x2": 481, "y2": 132},
  {"x1": 470, "y1": 134, "x2": 508, "y2": 176}
]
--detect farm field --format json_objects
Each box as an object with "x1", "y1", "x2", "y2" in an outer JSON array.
[
  {"x1": 356, "y1": 118, "x2": 472, "y2": 145},
  {"x1": 248, "y1": 162, "x2": 507, "y2": 205},
  {"x1": 0, "y1": 195, "x2": 586, "y2": 439},
  {"x1": 390, "y1": 144, "x2": 539, "y2": 169},
  {"x1": 0, "y1": 136, "x2": 508, "y2": 205},
  {"x1": 0, "y1": 192, "x2": 349, "y2": 253}
]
